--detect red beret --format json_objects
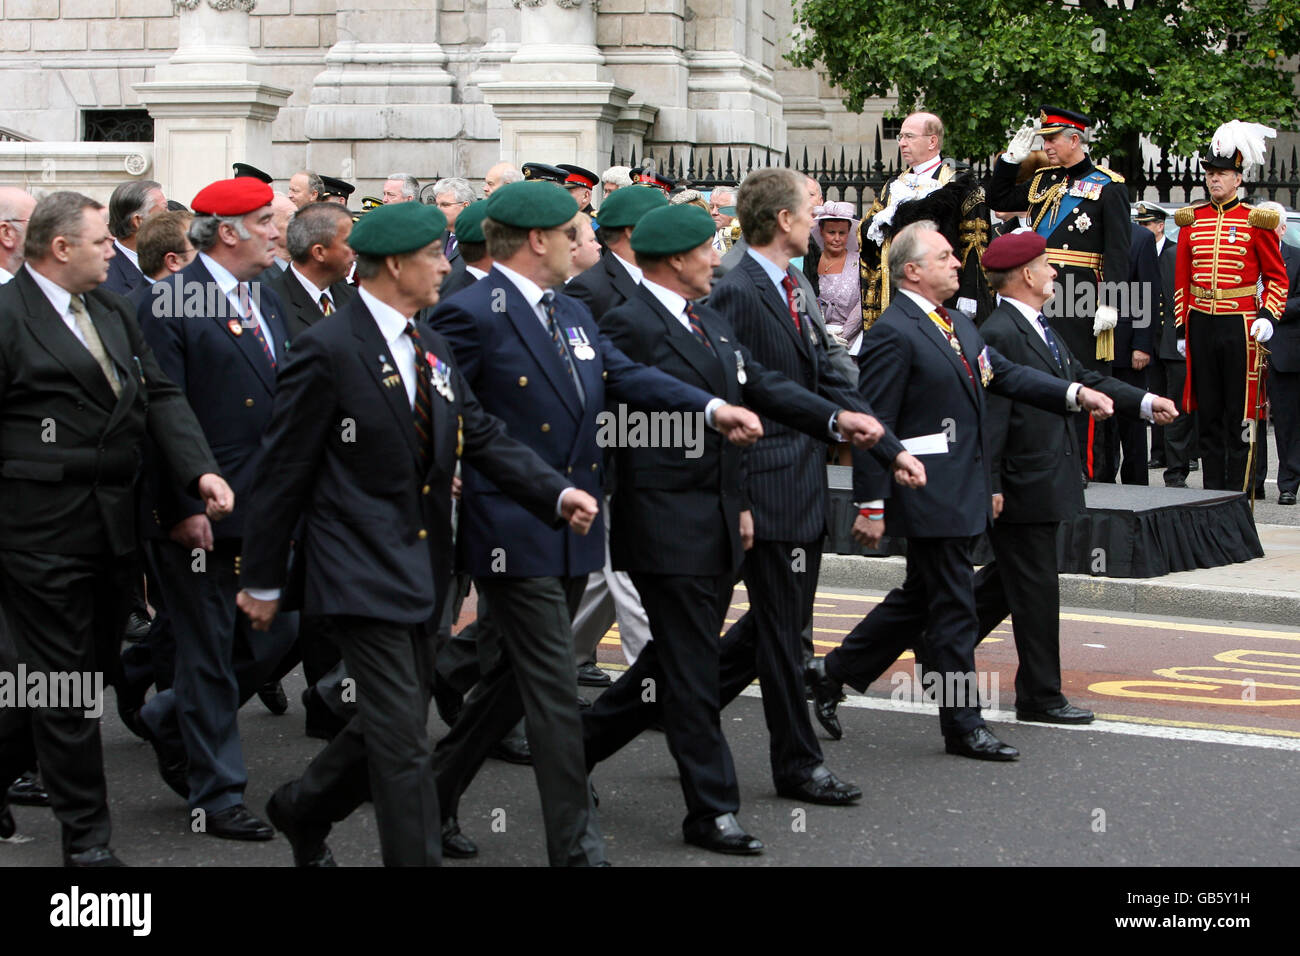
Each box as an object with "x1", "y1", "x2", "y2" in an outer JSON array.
[
  {"x1": 191, "y1": 178, "x2": 274, "y2": 216},
  {"x1": 982, "y1": 231, "x2": 1046, "y2": 271}
]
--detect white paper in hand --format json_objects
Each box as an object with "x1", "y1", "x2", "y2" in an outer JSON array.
[{"x1": 901, "y1": 433, "x2": 949, "y2": 455}]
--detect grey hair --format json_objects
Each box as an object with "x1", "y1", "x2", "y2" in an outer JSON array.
[
  {"x1": 601, "y1": 165, "x2": 632, "y2": 188},
  {"x1": 108, "y1": 179, "x2": 161, "y2": 239},
  {"x1": 1257, "y1": 200, "x2": 1286, "y2": 218},
  {"x1": 24, "y1": 191, "x2": 103, "y2": 262},
  {"x1": 298, "y1": 170, "x2": 325, "y2": 198},
  {"x1": 188, "y1": 214, "x2": 251, "y2": 252},
  {"x1": 493, "y1": 165, "x2": 523, "y2": 187},
  {"x1": 709, "y1": 186, "x2": 736, "y2": 203},
  {"x1": 433, "y1": 177, "x2": 475, "y2": 205},
  {"x1": 287, "y1": 201, "x2": 352, "y2": 262},
  {"x1": 386, "y1": 172, "x2": 420, "y2": 200},
  {"x1": 888, "y1": 219, "x2": 940, "y2": 288}
]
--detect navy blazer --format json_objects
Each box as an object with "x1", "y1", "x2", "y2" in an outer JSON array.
[
  {"x1": 565, "y1": 252, "x2": 640, "y2": 323},
  {"x1": 431, "y1": 266, "x2": 716, "y2": 578},
  {"x1": 1114, "y1": 222, "x2": 1157, "y2": 364},
  {"x1": 100, "y1": 248, "x2": 145, "y2": 298},
  {"x1": 137, "y1": 255, "x2": 290, "y2": 538},
  {"x1": 1271, "y1": 243, "x2": 1300, "y2": 373},
  {"x1": 239, "y1": 295, "x2": 569, "y2": 623},
  {"x1": 263, "y1": 265, "x2": 355, "y2": 342},
  {"x1": 852, "y1": 293, "x2": 1072, "y2": 538},
  {"x1": 1155, "y1": 237, "x2": 1181, "y2": 361}
]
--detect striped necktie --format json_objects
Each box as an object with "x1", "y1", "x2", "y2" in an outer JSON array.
[
  {"x1": 541, "y1": 290, "x2": 584, "y2": 405},
  {"x1": 404, "y1": 321, "x2": 433, "y2": 473},
  {"x1": 685, "y1": 302, "x2": 713, "y2": 352},
  {"x1": 319, "y1": 293, "x2": 334, "y2": 316},
  {"x1": 928, "y1": 306, "x2": 976, "y2": 388},
  {"x1": 237, "y1": 283, "x2": 276, "y2": 371},
  {"x1": 67, "y1": 294, "x2": 121, "y2": 398},
  {"x1": 1036, "y1": 313, "x2": 1066, "y2": 372}
]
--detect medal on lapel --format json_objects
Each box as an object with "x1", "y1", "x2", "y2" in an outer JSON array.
[
  {"x1": 379, "y1": 354, "x2": 401, "y2": 389},
  {"x1": 227, "y1": 319, "x2": 243, "y2": 337},
  {"x1": 977, "y1": 346, "x2": 994, "y2": 387},
  {"x1": 733, "y1": 349, "x2": 747, "y2": 385},
  {"x1": 426, "y1": 350, "x2": 455, "y2": 402},
  {"x1": 567, "y1": 326, "x2": 596, "y2": 361}
]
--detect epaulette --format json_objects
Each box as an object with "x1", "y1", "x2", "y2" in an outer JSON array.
[
  {"x1": 1095, "y1": 166, "x2": 1125, "y2": 183},
  {"x1": 1247, "y1": 206, "x2": 1280, "y2": 231},
  {"x1": 1173, "y1": 204, "x2": 1205, "y2": 228}
]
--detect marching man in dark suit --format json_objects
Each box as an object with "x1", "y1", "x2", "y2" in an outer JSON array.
[
  {"x1": 581, "y1": 204, "x2": 925, "y2": 854},
  {"x1": 808, "y1": 221, "x2": 1118, "y2": 760},
  {"x1": 972, "y1": 231, "x2": 1176, "y2": 724},
  {"x1": 566, "y1": 185, "x2": 666, "y2": 323},
  {"x1": 266, "y1": 201, "x2": 356, "y2": 340},
  {"x1": 136, "y1": 177, "x2": 298, "y2": 840},
  {"x1": 437, "y1": 200, "x2": 492, "y2": 298},
  {"x1": 429, "y1": 180, "x2": 764, "y2": 865},
  {"x1": 235, "y1": 201, "x2": 601, "y2": 866},
  {"x1": 101, "y1": 179, "x2": 167, "y2": 297},
  {"x1": 0, "y1": 191, "x2": 232, "y2": 865}
]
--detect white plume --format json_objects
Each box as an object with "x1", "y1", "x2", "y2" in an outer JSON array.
[{"x1": 1210, "y1": 120, "x2": 1277, "y2": 169}]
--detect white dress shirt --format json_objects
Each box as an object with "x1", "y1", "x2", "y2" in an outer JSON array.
[
  {"x1": 113, "y1": 239, "x2": 140, "y2": 272},
  {"x1": 357, "y1": 286, "x2": 418, "y2": 410},
  {"x1": 466, "y1": 264, "x2": 489, "y2": 281},
  {"x1": 609, "y1": 251, "x2": 643, "y2": 285},
  {"x1": 290, "y1": 263, "x2": 334, "y2": 315},
  {"x1": 0, "y1": 265, "x2": 14, "y2": 285},
  {"x1": 200, "y1": 252, "x2": 277, "y2": 361},
  {"x1": 26, "y1": 263, "x2": 90, "y2": 348}
]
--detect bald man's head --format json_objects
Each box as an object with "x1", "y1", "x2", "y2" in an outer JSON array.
[
  {"x1": 898, "y1": 112, "x2": 944, "y2": 169},
  {"x1": 0, "y1": 186, "x2": 38, "y2": 275}
]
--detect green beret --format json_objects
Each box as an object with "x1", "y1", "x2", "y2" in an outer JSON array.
[
  {"x1": 454, "y1": 200, "x2": 489, "y2": 244},
  {"x1": 630, "y1": 204, "x2": 716, "y2": 256},
  {"x1": 485, "y1": 180, "x2": 577, "y2": 230},
  {"x1": 595, "y1": 185, "x2": 668, "y2": 229},
  {"x1": 348, "y1": 201, "x2": 448, "y2": 256}
]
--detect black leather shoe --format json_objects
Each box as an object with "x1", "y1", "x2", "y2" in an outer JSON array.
[
  {"x1": 432, "y1": 677, "x2": 463, "y2": 726},
  {"x1": 205, "y1": 803, "x2": 275, "y2": 841},
  {"x1": 1017, "y1": 703, "x2": 1095, "y2": 724},
  {"x1": 776, "y1": 765, "x2": 862, "y2": 805},
  {"x1": 685, "y1": 813, "x2": 763, "y2": 856},
  {"x1": 302, "y1": 687, "x2": 348, "y2": 741},
  {"x1": 944, "y1": 726, "x2": 1019, "y2": 761},
  {"x1": 65, "y1": 846, "x2": 125, "y2": 867},
  {"x1": 0, "y1": 802, "x2": 14, "y2": 840},
  {"x1": 489, "y1": 736, "x2": 532, "y2": 765},
  {"x1": 257, "y1": 680, "x2": 289, "y2": 716},
  {"x1": 441, "y1": 818, "x2": 478, "y2": 859},
  {"x1": 8, "y1": 771, "x2": 49, "y2": 807},
  {"x1": 1280, "y1": 491, "x2": 1297, "y2": 506},
  {"x1": 266, "y1": 787, "x2": 335, "y2": 866},
  {"x1": 142, "y1": 727, "x2": 189, "y2": 799},
  {"x1": 1189, "y1": 459, "x2": 1199, "y2": 472},
  {"x1": 805, "y1": 658, "x2": 844, "y2": 740},
  {"x1": 1147, "y1": 457, "x2": 1166, "y2": 470},
  {"x1": 1165, "y1": 475, "x2": 1188, "y2": 489},
  {"x1": 577, "y1": 662, "x2": 611, "y2": 687},
  {"x1": 124, "y1": 609, "x2": 152, "y2": 642}
]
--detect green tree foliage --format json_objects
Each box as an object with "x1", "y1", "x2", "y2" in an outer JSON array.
[{"x1": 790, "y1": 0, "x2": 1300, "y2": 167}]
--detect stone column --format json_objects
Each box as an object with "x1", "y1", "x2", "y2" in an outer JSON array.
[
  {"x1": 133, "y1": 0, "x2": 290, "y2": 206},
  {"x1": 480, "y1": 0, "x2": 650, "y2": 175}
]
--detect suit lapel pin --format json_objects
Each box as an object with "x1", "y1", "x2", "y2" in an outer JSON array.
[{"x1": 227, "y1": 319, "x2": 243, "y2": 337}]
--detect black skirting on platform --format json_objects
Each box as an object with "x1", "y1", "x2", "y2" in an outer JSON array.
[{"x1": 825, "y1": 467, "x2": 1263, "y2": 579}]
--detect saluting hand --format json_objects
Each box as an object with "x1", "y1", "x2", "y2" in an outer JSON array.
[
  {"x1": 836, "y1": 411, "x2": 884, "y2": 448},
  {"x1": 1076, "y1": 386, "x2": 1115, "y2": 420},
  {"x1": 714, "y1": 404, "x2": 764, "y2": 446},
  {"x1": 198, "y1": 473, "x2": 235, "y2": 520},
  {"x1": 560, "y1": 488, "x2": 600, "y2": 536},
  {"x1": 891, "y1": 451, "x2": 926, "y2": 488},
  {"x1": 1150, "y1": 396, "x2": 1179, "y2": 426},
  {"x1": 237, "y1": 590, "x2": 279, "y2": 632}
]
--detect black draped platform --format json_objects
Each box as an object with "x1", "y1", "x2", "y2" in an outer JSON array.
[{"x1": 824, "y1": 466, "x2": 1264, "y2": 578}]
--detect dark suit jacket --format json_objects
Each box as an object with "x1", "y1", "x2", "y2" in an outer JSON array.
[
  {"x1": 264, "y1": 265, "x2": 356, "y2": 342},
  {"x1": 1155, "y1": 237, "x2": 1180, "y2": 361},
  {"x1": 0, "y1": 267, "x2": 216, "y2": 556},
  {"x1": 240, "y1": 295, "x2": 570, "y2": 623},
  {"x1": 980, "y1": 300, "x2": 1147, "y2": 523},
  {"x1": 852, "y1": 293, "x2": 1072, "y2": 538},
  {"x1": 431, "y1": 266, "x2": 715, "y2": 579},
  {"x1": 439, "y1": 259, "x2": 481, "y2": 299},
  {"x1": 138, "y1": 256, "x2": 291, "y2": 539},
  {"x1": 1114, "y1": 222, "x2": 1157, "y2": 364},
  {"x1": 100, "y1": 248, "x2": 145, "y2": 298},
  {"x1": 565, "y1": 252, "x2": 640, "y2": 323},
  {"x1": 709, "y1": 251, "x2": 901, "y2": 543},
  {"x1": 600, "y1": 284, "x2": 839, "y2": 577},
  {"x1": 1272, "y1": 243, "x2": 1300, "y2": 373}
]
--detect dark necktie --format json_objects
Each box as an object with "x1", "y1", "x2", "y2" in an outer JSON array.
[
  {"x1": 780, "y1": 273, "x2": 803, "y2": 333},
  {"x1": 404, "y1": 321, "x2": 433, "y2": 473},
  {"x1": 1037, "y1": 313, "x2": 1065, "y2": 371},
  {"x1": 446, "y1": 233, "x2": 458, "y2": 260},
  {"x1": 928, "y1": 305, "x2": 976, "y2": 388},
  {"x1": 685, "y1": 302, "x2": 713, "y2": 352},
  {"x1": 319, "y1": 293, "x2": 334, "y2": 316},
  {"x1": 541, "y1": 290, "x2": 585, "y2": 405},
  {"x1": 237, "y1": 282, "x2": 276, "y2": 371}
]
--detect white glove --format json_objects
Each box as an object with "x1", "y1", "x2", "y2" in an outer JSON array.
[
  {"x1": 1176, "y1": 338, "x2": 1186, "y2": 358},
  {"x1": 1093, "y1": 304, "x2": 1118, "y2": 335},
  {"x1": 1004, "y1": 122, "x2": 1037, "y2": 164},
  {"x1": 1251, "y1": 318, "x2": 1274, "y2": 343}
]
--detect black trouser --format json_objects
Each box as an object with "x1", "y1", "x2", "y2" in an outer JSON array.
[
  {"x1": 0, "y1": 550, "x2": 130, "y2": 855},
  {"x1": 1149, "y1": 356, "x2": 1168, "y2": 463},
  {"x1": 583, "y1": 573, "x2": 738, "y2": 837},
  {"x1": 119, "y1": 539, "x2": 177, "y2": 701},
  {"x1": 1099, "y1": 365, "x2": 1149, "y2": 484},
  {"x1": 289, "y1": 615, "x2": 442, "y2": 866},
  {"x1": 1188, "y1": 310, "x2": 1259, "y2": 490},
  {"x1": 715, "y1": 538, "x2": 825, "y2": 789},
  {"x1": 826, "y1": 536, "x2": 985, "y2": 737},
  {"x1": 971, "y1": 521, "x2": 1067, "y2": 712},
  {"x1": 1162, "y1": 357, "x2": 1199, "y2": 482},
  {"x1": 432, "y1": 575, "x2": 604, "y2": 867},
  {"x1": 1273, "y1": 369, "x2": 1300, "y2": 495}
]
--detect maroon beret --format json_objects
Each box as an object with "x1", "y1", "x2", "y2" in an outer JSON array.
[
  {"x1": 982, "y1": 231, "x2": 1046, "y2": 271},
  {"x1": 191, "y1": 178, "x2": 274, "y2": 216}
]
